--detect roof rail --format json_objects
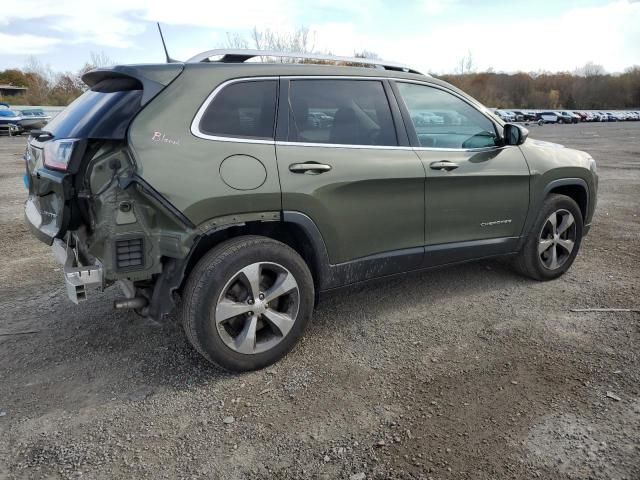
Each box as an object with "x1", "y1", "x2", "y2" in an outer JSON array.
[{"x1": 186, "y1": 49, "x2": 423, "y2": 75}]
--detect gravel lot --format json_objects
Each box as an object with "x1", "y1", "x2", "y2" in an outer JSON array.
[{"x1": 0, "y1": 123, "x2": 638, "y2": 480}]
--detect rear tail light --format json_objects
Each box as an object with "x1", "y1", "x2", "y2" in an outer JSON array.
[{"x1": 43, "y1": 138, "x2": 82, "y2": 171}]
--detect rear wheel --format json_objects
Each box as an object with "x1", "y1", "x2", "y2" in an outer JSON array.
[
  {"x1": 514, "y1": 194, "x2": 583, "y2": 281},
  {"x1": 180, "y1": 236, "x2": 314, "y2": 371}
]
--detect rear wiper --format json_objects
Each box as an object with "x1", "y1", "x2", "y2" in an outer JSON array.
[{"x1": 30, "y1": 130, "x2": 54, "y2": 141}]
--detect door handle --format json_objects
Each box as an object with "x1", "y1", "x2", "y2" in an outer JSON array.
[
  {"x1": 430, "y1": 160, "x2": 459, "y2": 171},
  {"x1": 289, "y1": 162, "x2": 332, "y2": 174}
]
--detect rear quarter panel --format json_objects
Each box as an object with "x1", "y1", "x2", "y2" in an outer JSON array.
[{"x1": 127, "y1": 65, "x2": 282, "y2": 227}]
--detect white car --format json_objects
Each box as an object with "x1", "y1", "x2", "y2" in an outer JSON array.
[
  {"x1": 494, "y1": 110, "x2": 516, "y2": 122},
  {"x1": 537, "y1": 111, "x2": 560, "y2": 124}
]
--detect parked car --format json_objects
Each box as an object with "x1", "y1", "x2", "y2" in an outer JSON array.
[
  {"x1": 494, "y1": 109, "x2": 516, "y2": 122},
  {"x1": 506, "y1": 110, "x2": 525, "y2": 122},
  {"x1": 593, "y1": 112, "x2": 608, "y2": 122},
  {"x1": 558, "y1": 111, "x2": 579, "y2": 124},
  {"x1": 572, "y1": 111, "x2": 588, "y2": 122},
  {"x1": 537, "y1": 111, "x2": 561, "y2": 124},
  {"x1": 24, "y1": 50, "x2": 598, "y2": 371},
  {"x1": 582, "y1": 112, "x2": 597, "y2": 122},
  {"x1": 308, "y1": 111, "x2": 333, "y2": 128},
  {"x1": 512, "y1": 110, "x2": 537, "y2": 121}
]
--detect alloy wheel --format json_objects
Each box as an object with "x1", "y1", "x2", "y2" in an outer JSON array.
[
  {"x1": 538, "y1": 209, "x2": 577, "y2": 270},
  {"x1": 214, "y1": 262, "x2": 300, "y2": 354}
]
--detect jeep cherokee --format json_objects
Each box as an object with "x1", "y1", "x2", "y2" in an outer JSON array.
[{"x1": 24, "y1": 50, "x2": 598, "y2": 371}]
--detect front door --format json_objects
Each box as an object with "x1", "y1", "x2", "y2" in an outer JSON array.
[
  {"x1": 393, "y1": 81, "x2": 530, "y2": 264},
  {"x1": 276, "y1": 78, "x2": 425, "y2": 270}
]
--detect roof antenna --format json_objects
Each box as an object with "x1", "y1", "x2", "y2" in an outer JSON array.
[{"x1": 157, "y1": 23, "x2": 177, "y2": 63}]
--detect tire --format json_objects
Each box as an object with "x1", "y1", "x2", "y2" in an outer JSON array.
[
  {"x1": 558, "y1": 118, "x2": 564, "y2": 124},
  {"x1": 179, "y1": 235, "x2": 314, "y2": 372},
  {"x1": 538, "y1": 119, "x2": 544, "y2": 126},
  {"x1": 514, "y1": 194, "x2": 583, "y2": 281}
]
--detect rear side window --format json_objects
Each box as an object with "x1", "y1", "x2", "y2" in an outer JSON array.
[
  {"x1": 42, "y1": 79, "x2": 143, "y2": 140},
  {"x1": 397, "y1": 82, "x2": 498, "y2": 149},
  {"x1": 199, "y1": 80, "x2": 277, "y2": 139},
  {"x1": 287, "y1": 80, "x2": 397, "y2": 146}
]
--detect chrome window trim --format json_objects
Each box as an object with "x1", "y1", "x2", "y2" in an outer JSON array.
[
  {"x1": 190, "y1": 76, "x2": 278, "y2": 145},
  {"x1": 190, "y1": 75, "x2": 504, "y2": 153},
  {"x1": 393, "y1": 79, "x2": 505, "y2": 144}
]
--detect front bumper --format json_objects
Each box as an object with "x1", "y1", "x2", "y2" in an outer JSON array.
[{"x1": 52, "y1": 238, "x2": 104, "y2": 304}]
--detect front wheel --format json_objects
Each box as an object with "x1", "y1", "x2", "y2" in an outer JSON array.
[
  {"x1": 514, "y1": 194, "x2": 583, "y2": 281},
  {"x1": 180, "y1": 236, "x2": 314, "y2": 372}
]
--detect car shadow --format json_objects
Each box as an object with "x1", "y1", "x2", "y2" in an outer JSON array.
[{"x1": 0, "y1": 257, "x2": 533, "y2": 418}]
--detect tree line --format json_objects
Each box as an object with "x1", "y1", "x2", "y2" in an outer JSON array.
[
  {"x1": 440, "y1": 64, "x2": 640, "y2": 110},
  {"x1": 0, "y1": 52, "x2": 113, "y2": 106}
]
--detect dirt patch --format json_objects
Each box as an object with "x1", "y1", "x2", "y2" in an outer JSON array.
[{"x1": 1, "y1": 123, "x2": 639, "y2": 479}]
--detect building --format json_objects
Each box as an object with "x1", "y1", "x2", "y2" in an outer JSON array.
[{"x1": 0, "y1": 84, "x2": 28, "y2": 98}]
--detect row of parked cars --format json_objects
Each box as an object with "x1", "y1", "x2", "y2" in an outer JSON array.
[{"x1": 494, "y1": 109, "x2": 640, "y2": 125}]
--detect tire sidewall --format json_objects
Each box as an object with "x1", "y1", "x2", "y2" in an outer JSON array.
[
  {"x1": 187, "y1": 238, "x2": 314, "y2": 371},
  {"x1": 527, "y1": 195, "x2": 584, "y2": 280}
]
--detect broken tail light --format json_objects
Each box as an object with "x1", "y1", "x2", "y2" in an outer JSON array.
[{"x1": 43, "y1": 138, "x2": 85, "y2": 172}]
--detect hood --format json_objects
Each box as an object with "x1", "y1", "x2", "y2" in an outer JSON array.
[{"x1": 527, "y1": 138, "x2": 565, "y2": 149}]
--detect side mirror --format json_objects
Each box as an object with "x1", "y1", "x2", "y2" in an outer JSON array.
[{"x1": 503, "y1": 123, "x2": 529, "y2": 146}]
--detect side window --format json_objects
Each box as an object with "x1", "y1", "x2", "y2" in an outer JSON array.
[
  {"x1": 199, "y1": 80, "x2": 277, "y2": 139},
  {"x1": 288, "y1": 80, "x2": 397, "y2": 146},
  {"x1": 397, "y1": 82, "x2": 498, "y2": 149}
]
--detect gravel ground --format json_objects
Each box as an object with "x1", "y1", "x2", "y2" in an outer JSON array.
[{"x1": 0, "y1": 122, "x2": 638, "y2": 480}]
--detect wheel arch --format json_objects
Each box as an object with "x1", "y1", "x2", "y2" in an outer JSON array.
[
  {"x1": 544, "y1": 178, "x2": 589, "y2": 221},
  {"x1": 178, "y1": 212, "x2": 331, "y2": 296}
]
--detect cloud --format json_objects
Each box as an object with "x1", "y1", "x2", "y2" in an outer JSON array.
[
  {"x1": 313, "y1": 0, "x2": 640, "y2": 73},
  {"x1": 1, "y1": 0, "x2": 298, "y2": 48},
  {"x1": 1, "y1": 0, "x2": 639, "y2": 72},
  {"x1": 0, "y1": 32, "x2": 61, "y2": 55},
  {"x1": 421, "y1": 0, "x2": 458, "y2": 15}
]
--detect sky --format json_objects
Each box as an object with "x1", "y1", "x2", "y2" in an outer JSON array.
[{"x1": 1, "y1": 0, "x2": 639, "y2": 75}]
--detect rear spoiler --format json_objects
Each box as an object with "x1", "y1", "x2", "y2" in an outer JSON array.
[{"x1": 82, "y1": 64, "x2": 184, "y2": 106}]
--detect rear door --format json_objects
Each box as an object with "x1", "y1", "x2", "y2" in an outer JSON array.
[
  {"x1": 393, "y1": 81, "x2": 530, "y2": 265},
  {"x1": 275, "y1": 78, "x2": 425, "y2": 268}
]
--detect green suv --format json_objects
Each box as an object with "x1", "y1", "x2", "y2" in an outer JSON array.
[{"x1": 24, "y1": 50, "x2": 598, "y2": 371}]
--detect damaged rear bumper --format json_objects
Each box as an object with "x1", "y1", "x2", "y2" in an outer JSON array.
[{"x1": 52, "y1": 238, "x2": 104, "y2": 304}]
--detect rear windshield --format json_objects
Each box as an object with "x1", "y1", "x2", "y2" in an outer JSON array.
[{"x1": 44, "y1": 78, "x2": 143, "y2": 140}]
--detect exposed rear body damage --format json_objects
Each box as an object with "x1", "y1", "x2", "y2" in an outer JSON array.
[{"x1": 24, "y1": 51, "x2": 598, "y2": 371}]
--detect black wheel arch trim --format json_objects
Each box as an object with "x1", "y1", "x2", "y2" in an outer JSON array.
[
  {"x1": 518, "y1": 177, "x2": 590, "y2": 251},
  {"x1": 542, "y1": 177, "x2": 589, "y2": 208},
  {"x1": 542, "y1": 177, "x2": 590, "y2": 225}
]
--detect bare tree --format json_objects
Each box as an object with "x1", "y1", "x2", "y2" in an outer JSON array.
[
  {"x1": 23, "y1": 57, "x2": 55, "y2": 104},
  {"x1": 251, "y1": 26, "x2": 316, "y2": 59},
  {"x1": 354, "y1": 50, "x2": 380, "y2": 59},
  {"x1": 575, "y1": 62, "x2": 606, "y2": 77},
  {"x1": 88, "y1": 51, "x2": 116, "y2": 68},
  {"x1": 455, "y1": 50, "x2": 474, "y2": 74},
  {"x1": 224, "y1": 32, "x2": 249, "y2": 49}
]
